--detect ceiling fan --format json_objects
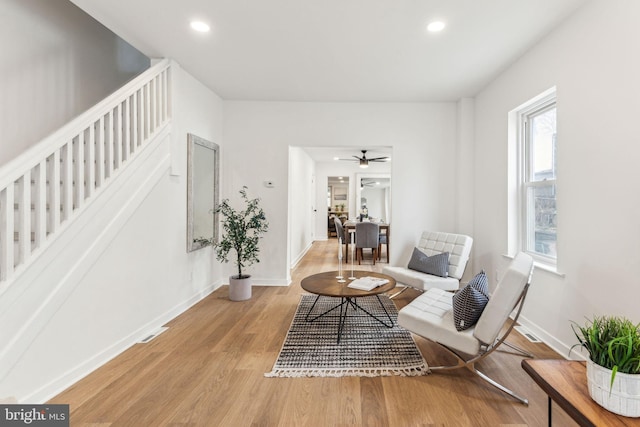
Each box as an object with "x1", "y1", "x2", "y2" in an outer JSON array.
[
  {"x1": 360, "y1": 178, "x2": 379, "y2": 188},
  {"x1": 339, "y1": 150, "x2": 390, "y2": 168}
]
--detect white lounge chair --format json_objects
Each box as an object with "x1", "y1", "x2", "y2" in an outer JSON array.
[
  {"x1": 383, "y1": 231, "x2": 473, "y2": 297},
  {"x1": 398, "y1": 252, "x2": 535, "y2": 404}
]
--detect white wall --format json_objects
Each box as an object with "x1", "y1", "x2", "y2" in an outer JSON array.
[
  {"x1": 473, "y1": 0, "x2": 640, "y2": 356},
  {"x1": 455, "y1": 98, "x2": 476, "y2": 240},
  {"x1": 288, "y1": 147, "x2": 315, "y2": 268},
  {"x1": 0, "y1": 0, "x2": 150, "y2": 166},
  {"x1": 0, "y1": 64, "x2": 225, "y2": 402},
  {"x1": 223, "y1": 101, "x2": 459, "y2": 283},
  {"x1": 362, "y1": 187, "x2": 386, "y2": 220}
]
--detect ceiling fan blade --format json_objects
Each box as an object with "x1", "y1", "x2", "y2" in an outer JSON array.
[{"x1": 334, "y1": 151, "x2": 388, "y2": 162}]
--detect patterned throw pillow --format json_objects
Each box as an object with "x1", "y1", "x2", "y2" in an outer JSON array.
[
  {"x1": 452, "y1": 270, "x2": 490, "y2": 331},
  {"x1": 407, "y1": 248, "x2": 449, "y2": 277}
]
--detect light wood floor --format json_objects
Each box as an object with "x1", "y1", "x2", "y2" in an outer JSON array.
[{"x1": 50, "y1": 240, "x2": 578, "y2": 426}]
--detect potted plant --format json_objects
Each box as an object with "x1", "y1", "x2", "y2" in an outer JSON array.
[
  {"x1": 571, "y1": 315, "x2": 640, "y2": 417},
  {"x1": 213, "y1": 186, "x2": 268, "y2": 301}
]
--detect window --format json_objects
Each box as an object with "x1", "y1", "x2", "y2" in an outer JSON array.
[{"x1": 519, "y1": 92, "x2": 557, "y2": 264}]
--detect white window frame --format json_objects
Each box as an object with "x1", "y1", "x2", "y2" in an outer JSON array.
[{"x1": 517, "y1": 90, "x2": 557, "y2": 267}]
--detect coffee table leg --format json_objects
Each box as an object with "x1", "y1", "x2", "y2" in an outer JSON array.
[
  {"x1": 337, "y1": 297, "x2": 349, "y2": 344},
  {"x1": 305, "y1": 295, "x2": 346, "y2": 322},
  {"x1": 305, "y1": 295, "x2": 321, "y2": 321},
  {"x1": 375, "y1": 295, "x2": 394, "y2": 327},
  {"x1": 309, "y1": 295, "x2": 394, "y2": 344},
  {"x1": 348, "y1": 296, "x2": 394, "y2": 328}
]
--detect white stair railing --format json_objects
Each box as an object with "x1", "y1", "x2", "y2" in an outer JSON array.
[{"x1": 0, "y1": 59, "x2": 171, "y2": 285}]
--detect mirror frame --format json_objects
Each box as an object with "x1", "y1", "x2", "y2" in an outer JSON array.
[
  {"x1": 187, "y1": 133, "x2": 220, "y2": 252},
  {"x1": 356, "y1": 173, "x2": 391, "y2": 222}
]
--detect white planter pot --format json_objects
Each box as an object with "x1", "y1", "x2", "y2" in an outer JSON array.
[
  {"x1": 229, "y1": 275, "x2": 252, "y2": 301},
  {"x1": 586, "y1": 359, "x2": 640, "y2": 417}
]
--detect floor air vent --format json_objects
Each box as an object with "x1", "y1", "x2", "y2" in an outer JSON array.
[
  {"x1": 514, "y1": 325, "x2": 541, "y2": 343},
  {"x1": 138, "y1": 327, "x2": 168, "y2": 343}
]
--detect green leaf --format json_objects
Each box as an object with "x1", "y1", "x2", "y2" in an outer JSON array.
[
  {"x1": 571, "y1": 315, "x2": 640, "y2": 392},
  {"x1": 213, "y1": 187, "x2": 269, "y2": 277}
]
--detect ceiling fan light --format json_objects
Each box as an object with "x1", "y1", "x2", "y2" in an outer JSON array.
[{"x1": 359, "y1": 159, "x2": 369, "y2": 168}]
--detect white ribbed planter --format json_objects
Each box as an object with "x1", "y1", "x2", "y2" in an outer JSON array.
[
  {"x1": 229, "y1": 275, "x2": 252, "y2": 301},
  {"x1": 586, "y1": 359, "x2": 640, "y2": 417}
]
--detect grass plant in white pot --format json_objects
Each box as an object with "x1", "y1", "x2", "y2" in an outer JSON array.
[
  {"x1": 214, "y1": 186, "x2": 268, "y2": 301},
  {"x1": 572, "y1": 316, "x2": 640, "y2": 417}
]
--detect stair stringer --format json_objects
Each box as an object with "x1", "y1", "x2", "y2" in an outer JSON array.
[{"x1": 0, "y1": 126, "x2": 172, "y2": 389}]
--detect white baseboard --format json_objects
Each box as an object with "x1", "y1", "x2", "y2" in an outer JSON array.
[
  {"x1": 516, "y1": 314, "x2": 585, "y2": 361},
  {"x1": 22, "y1": 280, "x2": 222, "y2": 403},
  {"x1": 290, "y1": 241, "x2": 314, "y2": 269},
  {"x1": 0, "y1": 134, "x2": 172, "y2": 385}
]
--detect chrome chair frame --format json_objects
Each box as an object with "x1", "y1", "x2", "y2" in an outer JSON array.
[
  {"x1": 398, "y1": 252, "x2": 535, "y2": 405},
  {"x1": 428, "y1": 283, "x2": 533, "y2": 405}
]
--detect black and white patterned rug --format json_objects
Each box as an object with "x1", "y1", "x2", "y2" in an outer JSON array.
[{"x1": 265, "y1": 294, "x2": 428, "y2": 377}]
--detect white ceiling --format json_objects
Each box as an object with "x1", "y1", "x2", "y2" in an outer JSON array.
[{"x1": 70, "y1": 0, "x2": 586, "y2": 103}]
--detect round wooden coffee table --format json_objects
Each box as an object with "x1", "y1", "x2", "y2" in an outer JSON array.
[{"x1": 300, "y1": 271, "x2": 396, "y2": 343}]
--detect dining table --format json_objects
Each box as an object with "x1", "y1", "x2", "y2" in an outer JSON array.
[{"x1": 343, "y1": 220, "x2": 390, "y2": 263}]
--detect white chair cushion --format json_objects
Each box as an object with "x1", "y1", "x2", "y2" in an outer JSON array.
[
  {"x1": 398, "y1": 288, "x2": 481, "y2": 355},
  {"x1": 417, "y1": 231, "x2": 473, "y2": 280},
  {"x1": 383, "y1": 266, "x2": 460, "y2": 291},
  {"x1": 473, "y1": 252, "x2": 533, "y2": 345},
  {"x1": 383, "y1": 231, "x2": 473, "y2": 292}
]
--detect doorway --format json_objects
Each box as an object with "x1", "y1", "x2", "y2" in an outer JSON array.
[{"x1": 328, "y1": 176, "x2": 349, "y2": 238}]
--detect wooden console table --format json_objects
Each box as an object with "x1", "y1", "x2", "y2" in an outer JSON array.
[{"x1": 522, "y1": 359, "x2": 640, "y2": 427}]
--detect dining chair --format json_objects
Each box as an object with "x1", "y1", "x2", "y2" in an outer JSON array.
[
  {"x1": 355, "y1": 222, "x2": 379, "y2": 265},
  {"x1": 328, "y1": 215, "x2": 337, "y2": 238},
  {"x1": 334, "y1": 217, "x2": 349, "y2": 262},
  {"x1": 378, "y1": 231, "x2": 388, "y2": 263}
]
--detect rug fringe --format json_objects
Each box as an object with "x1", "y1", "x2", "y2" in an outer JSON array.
[{"x1": 264, "y1": 365, "x2": 429, "y2": 378}]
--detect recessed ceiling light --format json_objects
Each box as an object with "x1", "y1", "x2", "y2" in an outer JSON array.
[
  {"x1": 333, "y1": 157, "x2": 340, "y2": 161},
  {"x1": 427, "y1": 21, "x2": 446, "y2": 33},
  {"x1": 190, "y1": 21, "x2": 210, "y2": 32}
]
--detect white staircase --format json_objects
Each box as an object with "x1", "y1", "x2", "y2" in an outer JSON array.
[
  {"x1": 0, "y1": 60, "x2": 174, "y2": 398},
  {"x1": 0, "y1": 59, "x2": 171, "y2": 290}
]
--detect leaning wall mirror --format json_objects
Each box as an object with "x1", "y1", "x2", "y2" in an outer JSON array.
[
  {"x1": 187, "y1": 133, "x2": 219, "y2": 252},
  {"x1": 356, "y1": 173, "x2": 391, "y2": 223}
]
